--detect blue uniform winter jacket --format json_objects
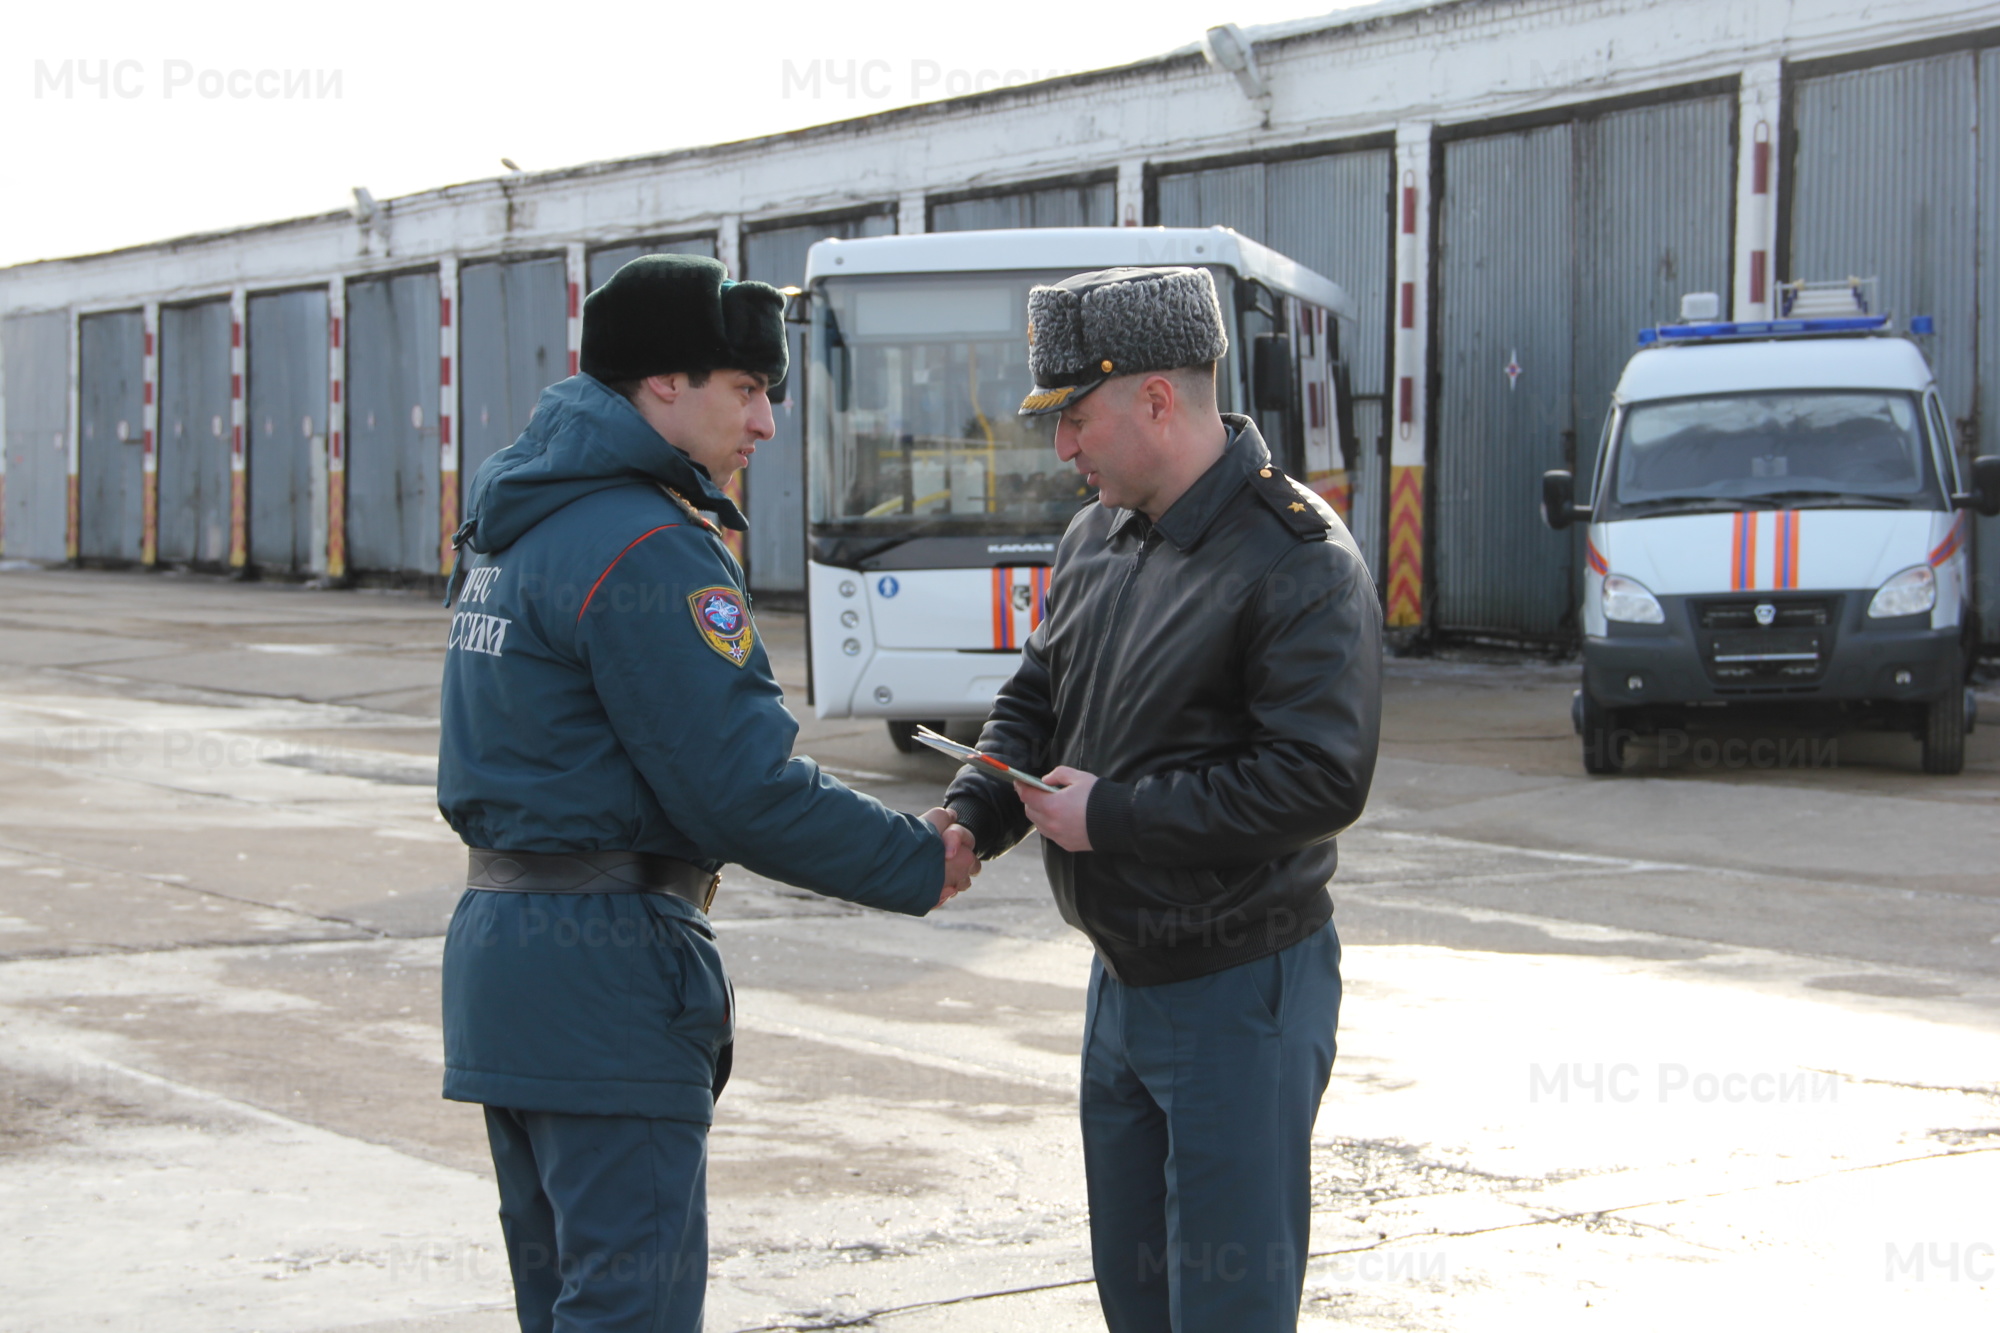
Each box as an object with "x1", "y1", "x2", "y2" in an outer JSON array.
[{"x1": 437, "y1": 373, "x2": 943, "y2": 1122}]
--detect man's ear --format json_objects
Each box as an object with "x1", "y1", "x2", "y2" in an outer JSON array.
[
  {"x1": 642, "y1": 372, "x2": 682, "y2": 404},
  {"x1": 1141, "y1": 373, "x2": 1177, "y2": 424}
]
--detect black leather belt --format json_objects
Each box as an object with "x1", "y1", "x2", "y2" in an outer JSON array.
[{"x1": 467, "y1": 848, "x2": 719, "y2": 913}]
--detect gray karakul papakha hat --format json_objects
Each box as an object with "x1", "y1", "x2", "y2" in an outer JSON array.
[{"x1": 1018, "y1": 266, "x2": 1230, "y2": 416}]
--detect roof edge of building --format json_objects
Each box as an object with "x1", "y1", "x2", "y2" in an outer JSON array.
[{"x1": 0, "y1": 0, "x2": 1476, "y2": 276}]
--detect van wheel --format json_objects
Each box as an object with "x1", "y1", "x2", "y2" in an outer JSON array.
[
  {"x1": 886, "y1": 721, "x2": 918, "y2": 754},
  {"x1": 1921, "y1": 693, "x2": 1966, "y2": 775},
  {"x1": 1578, "y1": 690, "x2": 1628, "y2": 776}
]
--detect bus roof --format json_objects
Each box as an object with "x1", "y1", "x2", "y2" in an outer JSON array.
[{"x1": 802, "y1": 227, "x2": 1355, "y2": 321}]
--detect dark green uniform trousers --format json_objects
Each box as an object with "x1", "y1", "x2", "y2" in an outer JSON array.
[
  {"x1": 1081, "y1": 922, "x2": 1342, "y2": 1332},
  {"x1": 485, "y1": 1107, "x2": 709, "y2": 1333}
]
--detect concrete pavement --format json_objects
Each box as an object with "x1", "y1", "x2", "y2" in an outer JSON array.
[{"x1": 0, "y1": 566, "x2": 1995, "y2": 1331}]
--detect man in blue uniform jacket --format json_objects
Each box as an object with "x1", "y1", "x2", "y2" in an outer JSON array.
[{"x1": 437, "y1": 254, "x2": 978, "y2": 1333}]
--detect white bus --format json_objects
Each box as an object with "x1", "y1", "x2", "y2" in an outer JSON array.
[{"x1": 801, "y1": 227, "x2": 1359, "y2": 750}]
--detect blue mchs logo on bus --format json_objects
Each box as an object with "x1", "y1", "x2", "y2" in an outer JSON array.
[{"x1": 877, "y1": 576, "x2": 901, "y2": 598}]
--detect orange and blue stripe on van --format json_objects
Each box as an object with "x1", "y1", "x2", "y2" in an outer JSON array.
[
  {"x1": 1730, "y1": 511, "x2": 1802, "y2": 591},
  {"x1": 1730, "y1": 512, "x2": 1758, "y2": 590},
  {"x1": 1929, "y1": 514, "x2": 1965, "y2": 567}
]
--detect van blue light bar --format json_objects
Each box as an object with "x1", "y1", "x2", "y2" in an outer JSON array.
[{"x1": 1637, "y1": 315, "x2": 1892, "y2": 346}]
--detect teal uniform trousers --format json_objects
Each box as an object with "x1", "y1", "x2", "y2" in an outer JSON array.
[{"x1": 1081, "y1": 922, "x2": 1342, "y2": 1332}]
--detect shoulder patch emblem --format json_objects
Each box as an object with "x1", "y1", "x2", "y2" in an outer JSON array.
[{"x1": 688, "y1": 586, "x2": 755, "y2": 666}]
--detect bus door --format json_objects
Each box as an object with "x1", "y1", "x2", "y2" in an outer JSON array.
[{"x1": 1244, "y1": 284, "x2": 1356, "y2": 523}]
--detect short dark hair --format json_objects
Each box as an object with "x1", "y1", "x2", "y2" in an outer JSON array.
[
  {"x1": 609, "y1": 368, "x2": 710, "y2": 402},
  {"x1": 1168, "y1": 361, "x2": 1218, "y2": 403}
]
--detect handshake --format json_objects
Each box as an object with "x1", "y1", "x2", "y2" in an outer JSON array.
[{"x1": 920, "y1": 807, "x2": 981, "y2": 908}]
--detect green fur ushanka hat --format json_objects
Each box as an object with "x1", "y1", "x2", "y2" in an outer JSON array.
[{"x1": 579, "y1": 254, "x2": 789, "y2": 386}]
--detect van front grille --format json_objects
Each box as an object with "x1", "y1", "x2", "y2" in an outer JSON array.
[{"x1": 1690, "y1": 596, "x2": 1842, "y2": 684}]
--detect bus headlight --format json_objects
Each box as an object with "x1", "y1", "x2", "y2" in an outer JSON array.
[
  {"x1": 1602, "y1": 574, "x2": 1665, "y2": 625},
  {"x1": 1867, "y1": 564, "x2": 1936, "y2": 619}
]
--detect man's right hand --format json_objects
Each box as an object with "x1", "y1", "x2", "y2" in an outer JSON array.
[{"x1": 922, "y1": 807, "x2": 981, "y2": 907}]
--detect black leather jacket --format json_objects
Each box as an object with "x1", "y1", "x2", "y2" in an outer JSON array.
[{"x1": 946, "y1": 417, "x2": 1382, "y2": 986}]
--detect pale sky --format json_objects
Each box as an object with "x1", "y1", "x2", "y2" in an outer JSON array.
[{"x1": 2, "y1": 0, "x2": 1357, "y2": 269}]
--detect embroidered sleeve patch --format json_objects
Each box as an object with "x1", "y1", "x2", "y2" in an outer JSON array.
[{"x1": 687, "y1": 586, "x2": 755, "y2": 667}]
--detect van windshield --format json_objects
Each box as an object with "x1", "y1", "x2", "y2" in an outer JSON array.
[{"x1": 1604, "y1": 391, "x2": 1944, "y2": 518}]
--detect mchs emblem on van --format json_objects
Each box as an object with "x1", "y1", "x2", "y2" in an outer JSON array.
[{"x1": 1754, "y1": 603, "x2": 1777, "y2": 626}]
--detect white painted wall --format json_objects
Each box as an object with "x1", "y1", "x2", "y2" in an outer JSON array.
[{"x1": 4, "y1": 0, "x2": 1994, "y2": 316}]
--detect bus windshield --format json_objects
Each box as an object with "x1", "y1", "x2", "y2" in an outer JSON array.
[
  {"x1": 1604, "y1": 390, "x2": 1944, "y2": 517},
  {"x1": 808, "y1": 271, "x2": 1097, "y2": 537}
]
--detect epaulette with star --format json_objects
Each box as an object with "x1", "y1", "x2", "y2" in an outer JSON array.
[
  {"x1": 1247, "y1": 464, "x2": 1335, "y2": 540},
  {"x1": 660, "y1": 485, "x2": 721, "y2": 535}
]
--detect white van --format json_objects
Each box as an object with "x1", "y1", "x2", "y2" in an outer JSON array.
[{"x1": 1542, "y1": 287, "x2": 2000, "y2": 775}]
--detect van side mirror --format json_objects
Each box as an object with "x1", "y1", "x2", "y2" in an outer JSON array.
[
  {"x1": 1253, "y1": 334, "x2": 1294, "y2": 413},
  {"x1": 1542, "y1": 469, "x2": 1588, "y2": 529},
  {"x1": 1956, "y1": 455, "x2": 2000, "y2": 517}
]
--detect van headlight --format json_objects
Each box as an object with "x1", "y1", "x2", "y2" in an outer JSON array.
[
  {"x1": 1602, "y1": 574, "x2": 1665, "y2": 625},
  {"x1": 1867, "y1": 564, "x2": 1936, "y2": 619}
]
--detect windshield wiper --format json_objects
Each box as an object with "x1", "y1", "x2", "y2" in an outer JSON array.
[
  {"x1": 1619, "y1": 497, "x2": 1750, "y2": 515},
  {"x1": 1620, "y1": 491, "x2": 1916, "y2": 515},
  {"x1": 1741, "y1": 489, "x2": 1916, "y2": 509}
]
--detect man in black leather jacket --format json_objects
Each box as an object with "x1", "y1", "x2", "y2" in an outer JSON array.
[{"x1": 945, "y1": 266, "x2": 1382, "y2": 1333}]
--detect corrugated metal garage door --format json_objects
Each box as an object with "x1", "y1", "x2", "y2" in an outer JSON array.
[
  {"x1": 247, "y1": 289, "x2": 329, "y2": 572},
  {"x1": 1793, "y1": 48, "x2": 1995, "y2": 648},
  {"x1": 345, "y1": 272, "x2": 440, "y2": 576},
  {"x1": 1434, "y1": 94, "x2": 1733, "y2": 638},
  {"x1": 158, "y1": 300, "x2": 232, "y2": 566},
  {"x1": 459, "y1": 256, "x2": 566, "y2": 486},
  {"x1": 1435, "y1": 126, "x2": 1575, "y2": 637},
  {"x1": 78, "y1": 310, "x2": 145, "y2": 564},
  {"x1": 1982, "y1": 50, "x2": 2000, "y2": 649},
  {"x1": 587, "y1": 236, "x2": 717, "y2": 293},
  {"x1": 1, "y1": 311, "x2": 71, "y2": 561},
  {"x1": 1155, "y1": 149, "x2": 1393, "y2": 576},
  {"x1": 929, "y1": 180, "x2": 1115, "y2": 231},
  {"x1": 1793, "y1": 54, "x2": 1976, "y2": 421},
  {"x1": 743, "y1": 211, "x2": 896, "y2": 594}
]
